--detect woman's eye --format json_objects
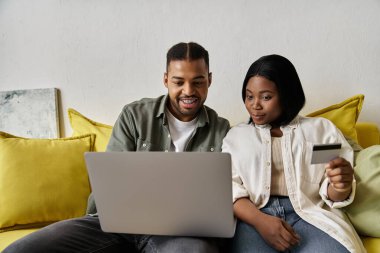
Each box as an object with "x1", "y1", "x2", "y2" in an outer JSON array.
[{"x1": 262, "y1": 95, "x2": 272, "y2": 100}]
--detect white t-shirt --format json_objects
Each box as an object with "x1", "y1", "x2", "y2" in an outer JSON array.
[{"x1": 166, "y1": 109, "x2": 198, "y2": 152}]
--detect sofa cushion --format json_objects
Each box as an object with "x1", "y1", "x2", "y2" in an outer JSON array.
[
  {"x1": 362, "y1": 237, "x2": 380, "y2": 253},
  {"x1": 0, "y1": 228, "x2": 39, "y2": 252},
  {"x1": 355, "y1": 122, "x2": 380, "y2": 148},
  {"x1": 344, "y1": 145, "x2": 380, "y2": 237},
  {"x1": 0, "y1": 131, "x2": 95, "y2": 232},
  {"x1": 68, "y1": 108, "x2": 113, "y2": 152},
  {"x1": 306, "y1": 94, "x2": 364, "y2": 142}
]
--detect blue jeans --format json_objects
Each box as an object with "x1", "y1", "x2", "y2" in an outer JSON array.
[
  {"x1": 232, "y1": 196, "x2": 349, "y2": 253},
  {"x1": 3, "y1": 215, "x2": 221, "y2": 253}
]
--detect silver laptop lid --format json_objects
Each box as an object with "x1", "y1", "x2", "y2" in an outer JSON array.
[{"x1": 85, "y1": 152, "x2": 235, "y2": 238}]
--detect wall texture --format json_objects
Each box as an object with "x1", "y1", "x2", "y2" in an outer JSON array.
[{"x1": 1, "y1": 0, "x2": 379, "y2": 136}]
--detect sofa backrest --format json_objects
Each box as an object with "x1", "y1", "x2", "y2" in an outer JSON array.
[{"x1": 355, "y1": 122, "x2": 380, "y2": 148}]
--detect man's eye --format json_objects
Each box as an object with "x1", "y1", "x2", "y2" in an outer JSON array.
[
  {"x1": 193, "y1": 81, "x2": 204, "y2": 87},
  {"x1": 246, "y1": 95, "x2": 253, "y2": 100},
  {"x1": 174, "y1": 82, "x2": 183, "y2": 86}
]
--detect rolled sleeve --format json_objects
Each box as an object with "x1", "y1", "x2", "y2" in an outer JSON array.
[
  {"x1": 232, "y1": 166, "x2": 249, "y2": 203},
  {"x1": 320, "y1": 178, "x2": 356, "y2": 208}
]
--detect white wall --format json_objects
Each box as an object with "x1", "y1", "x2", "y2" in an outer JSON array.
[{"x1": 1, "y1": 0, "x2": 379, "y2": 137}]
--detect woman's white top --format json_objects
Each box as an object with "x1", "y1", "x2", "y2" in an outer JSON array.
[
  {"x1": 222, "y1": 115, "x2": 365, "y2": 253},
  {"x1": 270, "y1": 136, "x2": 288, "y2": 196}
]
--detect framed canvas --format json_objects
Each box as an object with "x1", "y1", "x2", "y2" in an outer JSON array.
[{"x1": 0, "y1": 88, "x2": 60, "y2": 138}]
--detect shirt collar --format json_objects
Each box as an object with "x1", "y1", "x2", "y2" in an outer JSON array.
[{"x1": 252, "y1": 115, "x2": 300, "y2": 130}]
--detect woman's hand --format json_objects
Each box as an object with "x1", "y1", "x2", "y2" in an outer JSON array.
[
  {"x1": 234, "y1": 198, "x2": 300, "y2": 251},
  {"x1": 326, "y1": 157, "x2": 354, "y2": 201},
  {"x1": 254, "y1": 212, "x2": 300, "y2": 251}
]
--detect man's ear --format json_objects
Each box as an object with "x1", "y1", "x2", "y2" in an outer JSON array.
[
  {"x1": 163, "y1": 72, "x2": 169, "y2": 88},
  {"x1": 208, "y1": 72, "x2": 212, "y2": 87}
]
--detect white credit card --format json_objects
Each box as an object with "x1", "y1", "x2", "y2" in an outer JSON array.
[{"x1": 311, "y1": 143, "x2": 342, "y2": 164}]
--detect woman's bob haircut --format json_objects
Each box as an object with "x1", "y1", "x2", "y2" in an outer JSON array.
[{"x1": 242, "y1": 54, "x2": 306, "y2": 126}]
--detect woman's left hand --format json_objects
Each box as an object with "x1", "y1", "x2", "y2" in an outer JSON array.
[{"x1": 325, "y1": 157, "x2": 354, "y2": 201}]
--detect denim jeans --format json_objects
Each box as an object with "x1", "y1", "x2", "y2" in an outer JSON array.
[
  {"x1": 231, "y1": 196, "x2": 350, "y2": 253},
  {"x1": 3, "y1": 215, "x2": 221, "y2": 253}
]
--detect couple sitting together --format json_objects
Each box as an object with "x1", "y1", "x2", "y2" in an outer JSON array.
[{"x1": 4, "y1": 42, "x2": 366, "y2": 253}]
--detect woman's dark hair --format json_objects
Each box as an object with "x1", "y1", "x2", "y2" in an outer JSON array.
[
  {"x1": 166, "y1": 42, "x2": 209, "y2": 71},
  {"x1": 242, "y1": 54, "x2": 306, "y2": 126}
]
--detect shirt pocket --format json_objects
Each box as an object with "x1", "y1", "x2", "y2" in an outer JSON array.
[
  {"x1": 198, "y1": 146, "x2": 218, "y2": 152},
  {"x1": 300, "y1": 141, "x2": 326, "y2": 184},
  {"x1": 136, "y1": 138, "x2": 159, "y2": 151}
]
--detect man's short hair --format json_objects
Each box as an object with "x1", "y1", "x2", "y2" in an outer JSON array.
[{"x1": 166, "y1": 42, "x2": 209, "y2": 71}]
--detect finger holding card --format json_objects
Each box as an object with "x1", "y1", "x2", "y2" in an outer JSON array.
[
  {"x1": 325, "y1": 157, "x2": 354, "y2": 202},
  {"x1": 325, "y1": 157, "x2": 354, "y2": 193}
]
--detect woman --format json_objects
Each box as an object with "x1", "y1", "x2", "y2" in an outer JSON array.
[{"x1": 223, "y1": 55, "x2": 365, "y2": 252}]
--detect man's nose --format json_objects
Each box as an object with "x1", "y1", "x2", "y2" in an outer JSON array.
[{"x1": 182, "y1": 83, "x2": 195, "y2": 95}]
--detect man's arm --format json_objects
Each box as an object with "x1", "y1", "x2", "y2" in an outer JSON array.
[
  {"x1": 106, "y1": 106, "x2": 137, "y2": 152},
  {"x1": 86, "y1": 107, "x2": 137, "y2": 214}
]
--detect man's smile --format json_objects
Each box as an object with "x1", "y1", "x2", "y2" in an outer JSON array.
[{"x1": 179, "y1": 97, "x2": 199, "y2": 109}]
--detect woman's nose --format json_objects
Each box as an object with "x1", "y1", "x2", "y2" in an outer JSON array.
[{"x1": 252, "y1": 100, "x2": 261, "y2": 109}]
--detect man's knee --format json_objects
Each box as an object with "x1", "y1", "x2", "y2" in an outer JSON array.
[
  {"x1": 3, "y1": 229, "x2": 52, "y2": 253},
  {"x1": 3, "y1": 217, "x2": 98, "y2": 253},
  {"x1": 147, "y1": 236, "x2": 219, "y2": 253}
]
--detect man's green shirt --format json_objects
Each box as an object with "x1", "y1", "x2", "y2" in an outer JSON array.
[
  {"x1": 106, "y1": 95, "x2": 230, "y2": 152},
  {"x1": 87, "y1": 95, "x2": 230, "y2": 213}
]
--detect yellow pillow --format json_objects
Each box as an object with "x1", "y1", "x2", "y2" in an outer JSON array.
[
  {"x1": 0, "y1": 131, "x2": 95, "y2": 232},
  {"x1": 68, "y1": 108, "x2": 113, "y2": 152},
  {"x1": 306, "y1": 94, "x2": 364, "y2": 142}
]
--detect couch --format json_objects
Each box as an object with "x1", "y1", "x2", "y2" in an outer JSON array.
[{"x1": 1, "y1": 94, "x2": 380, "y2": 252}]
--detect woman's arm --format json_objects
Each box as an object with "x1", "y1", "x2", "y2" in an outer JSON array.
[{"x1": 234, "y1": 197, "x2": 300, "y2": 251}]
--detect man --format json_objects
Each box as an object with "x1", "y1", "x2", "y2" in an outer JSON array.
[{"x1": 4, "y1": 42, "x2": 230, "y2": 253}]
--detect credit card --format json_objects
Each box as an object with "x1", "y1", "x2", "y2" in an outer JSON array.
[{"x1": 311, "y1": 143, "x2": 342, "y2": 164}]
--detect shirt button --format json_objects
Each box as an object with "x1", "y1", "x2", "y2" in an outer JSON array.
[
  {"x1": 267, "y1": 162, "x2": 271, "y2": 167},
  {"x1": 265, "y1": 186, "x2": 270, "y2": 190},
  {"x1": 265, "y1": 140, "x2": 270, "y2": 144},
  {"x1": 210, "y1": 147, "x2": 214, "y2": 152},
  {"x1": 142, "y1": 143, "x2": 147, "y2": 147},
  {"x1": 168, "y1": 134, "x2": 170, "y2": 138}
]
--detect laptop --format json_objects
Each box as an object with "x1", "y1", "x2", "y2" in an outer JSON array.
[{"x1": 84, "y1": 152, "x2": 236, "y2": 238}]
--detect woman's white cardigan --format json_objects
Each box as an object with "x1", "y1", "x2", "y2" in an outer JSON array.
[{"x1": 222, "y1": 116, "x2": 365, "y2": 253}]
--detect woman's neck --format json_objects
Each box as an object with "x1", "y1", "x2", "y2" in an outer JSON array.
[{"x1": 270, "y1": 127, "x2": 283, "y2": 137}]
